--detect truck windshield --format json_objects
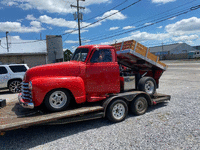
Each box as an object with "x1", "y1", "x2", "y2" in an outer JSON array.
[{"x1": 71, "y1": 48, "x2": 89, "y2": 61}]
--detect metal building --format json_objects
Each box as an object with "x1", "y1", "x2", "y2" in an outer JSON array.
[{"x1": 150, "y1": 43, "x2": 196, "y2": 60}]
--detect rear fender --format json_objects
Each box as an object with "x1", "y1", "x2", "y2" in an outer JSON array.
[{"x1": 31, "y1": 76, "x2": 86, "y2": 106}]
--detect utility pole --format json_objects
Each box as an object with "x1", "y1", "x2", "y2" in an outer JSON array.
[
  {"x1": 6, "y1": 31, "x2": 9, "y2": 52},
  {"x1": 71, "y1": 0, "x2": 85, "y2": 46}
]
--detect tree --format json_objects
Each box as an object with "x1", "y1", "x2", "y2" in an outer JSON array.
[{"x1": 64, "y1": 49, "x2": 73, "y2": 61}]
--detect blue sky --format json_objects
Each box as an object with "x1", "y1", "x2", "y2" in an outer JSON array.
[{"x1": 0, "y1": 0, "x2": 200, "y2": 52}]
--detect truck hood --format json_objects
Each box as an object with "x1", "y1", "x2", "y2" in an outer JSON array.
[{"x1": 24, "y1": 61, "x2": 82, "y2": 82}]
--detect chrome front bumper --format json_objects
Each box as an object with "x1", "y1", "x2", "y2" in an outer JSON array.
[{"x1": 18, "y1": 93, "x2": 34, "y2": 109}]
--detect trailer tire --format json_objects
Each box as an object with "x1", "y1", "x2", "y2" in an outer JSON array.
[
  {"x1": 138, "y1": 77, "x2": 156, "y2": 96},
  {"x1": 44, "y1": 89, "x2": 71, "y2": 112},
  {"x1": 130, "y1": 96, "x2": 148, "y2": 115},
  {"x1": 106, "y1": 99, "x2": 128, "y2": 123}
]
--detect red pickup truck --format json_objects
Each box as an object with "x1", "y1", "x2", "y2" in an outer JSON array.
[
  {"x1": 18, "y1": 42, "x2": 169, "y2": 122},
  {"x1": 0, "y1": 41, "x2": 171, "y2": 134}
]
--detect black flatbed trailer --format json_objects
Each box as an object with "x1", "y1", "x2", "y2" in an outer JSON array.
[{"x1": 0, "y1": 92, "x2": 170, "y2": 134}]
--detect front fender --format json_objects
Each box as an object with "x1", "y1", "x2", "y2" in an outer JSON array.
[{"x1": 31, "y1": 76, "x2": 86, "y2": 106}]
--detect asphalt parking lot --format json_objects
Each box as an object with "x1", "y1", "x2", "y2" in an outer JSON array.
[{"x1": 0, "y1": 60, "x2": 200, "y2": 150}]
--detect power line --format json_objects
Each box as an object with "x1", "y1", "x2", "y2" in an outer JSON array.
[
  {"x1": 84, "y1": 0, "x2": 198, "y2": 42},
  {"x1": 83, "y1": 5, "x2": 200, "y2": 44},
  {"x1": 46, "y1": 0, "x2": 75, "y2": 36},
  {"x1": 10, "y1": 1, "x2": 199, "y2": 46},
  {"x1": 61, "y1": 0, "x2": 142, "y2": 36},
  {"x1": 11, "y1": 0, "x2": 142, "y2": 45},
  {"x1": 83, "y1": 0, "x2": 128, "y2": 21}
]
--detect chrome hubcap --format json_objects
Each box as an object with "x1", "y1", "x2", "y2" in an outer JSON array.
[
  {"x1": 9, "y1": 81, "x2": 21, "y2": 93},
  {"x1": 49, "y1": 91, "x2": 67, "y2": 109},
  {"x1": 112, "y1": 103, "x2": 125, "y2": 120},
  {"x1": 145, "y1": 81, "x2": 154, "y2": 94}
]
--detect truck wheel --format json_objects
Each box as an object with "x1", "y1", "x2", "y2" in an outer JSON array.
[
  {"x1": 44, "y1": 89, "x2": 70, "y2": 112},
  {"x1": 138, "y1": 77, "x2": 156, "y2": 96},
  {"x1": 8, "y1": 80, "x2": 22, "y2": 93},
  {"x1": 130, "y1": 96, "x2": 148, "y2": 115},
  {"x1": 106, "y1": 99, "x2": 128, "y2": 123}
]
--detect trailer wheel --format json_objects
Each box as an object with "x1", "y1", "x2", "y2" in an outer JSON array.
[
  {"x1": 106, "y1": 99, "x2": 128, "y2": 123},
  {"x1": 130, "y1": 96, "x2": 148, "y2": 115},
  {"x1": 44, "y1": 89, "x2": 70, "y2": 112},
  {"x1": 138, "y1": 77, "x2": 156, "y2": 95}
]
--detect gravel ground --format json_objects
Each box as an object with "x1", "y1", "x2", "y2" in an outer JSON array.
[{"x1": 0, "y1": 60, "x2": 200, "y2": 150}]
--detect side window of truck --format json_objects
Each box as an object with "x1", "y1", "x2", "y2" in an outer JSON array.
[{"x1": 90, "y1": 49, "x2": 112, "y2": 63}]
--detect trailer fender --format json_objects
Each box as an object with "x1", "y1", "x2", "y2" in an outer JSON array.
[
  {"x1": 31, "y1": 76, "x2": 86, "y2": 106},
  {"x1": 103, "y1": 91, "x2": 152, "y2": 117}
]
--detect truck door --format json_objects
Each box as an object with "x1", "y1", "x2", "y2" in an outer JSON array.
[{"x1": 85, "y1": 48, "x2": 120, "y2": 95}]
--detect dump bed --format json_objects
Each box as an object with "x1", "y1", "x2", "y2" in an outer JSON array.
[{"x1": 111, "y1": 40, "x2": 167, "y2": 71}]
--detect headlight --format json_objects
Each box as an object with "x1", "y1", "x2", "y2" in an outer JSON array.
[{"x1": 28, "y1": 81, "x2": 32, "y2": 90}]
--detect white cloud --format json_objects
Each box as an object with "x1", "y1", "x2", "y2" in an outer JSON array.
[
  {"x1": 26, "y1": 14, "x2": 36, "y2": 21},
  {"x1": 16, "y1": 19, "x2": 24, "y2": 22},
  {"x1": 7, "y1": 2, "x2": 18, "y2": 6},
  {"x1": 152, "y1": 0, "x2": 176, "y2": 4},
  {"x1": 130, "y1": 31, "x2": 170, "y2": 41},
  {"x1": 172, "y1": 35, "x2": 199, "y2": 42},
  {"x1": 47, "y1": 26, "x2": 53, "y2": 30},
  {"x1": 144, "y1": 22, "x2": 153, "y2": 26},
  {"x1": 102, "y1": 17, "x2": 200, "y2": 46},
  {"x1": 165, "y1": 17, "x2": 200, "y2": 34},
  {"x1": 109, "y1": 27, "x2": 119, "y2": 31},
  {"x1": 123, "y1": 26, "x2": 136, "y2": 30},
  {"x1": 39, "y1": 15, "x2": 76, "y2": 27},
  {"x1": 96, "y1": 10, "x2": 126, "y2": 21},
  {"x1": 39, "y1": 15, "x2": 101, "y2": 29},
  {"x1": 157, "y1": 26, "x2": 163, "y2": 29},
  {"x1": 65, "y1": 40, "x2": 79, "y2": 44},
  {"x1": 0, "y1": 21, "x2": 45, "y2": 33},
  {"x1": 64, "y1": 29, "x2": 88, "y2": 34},
  {"x1": 19, "y1": 3, "x2": 33, "y2": 10},
  {"x1": 30, "y1": 21, "x2": 41, "y2": 28},
  {"x1": 1, "y1": 0, "x2": 111, "y2": 14},
  {"x1": 169, "y1": 17, "x2": 176, "y2": 20}
]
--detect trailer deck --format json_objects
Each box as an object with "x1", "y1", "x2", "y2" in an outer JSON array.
[
  {"x1": 0, "y1": 101, "x2": 104, "y2": 133},
  {"x1": 0, "y1": 92, "x2": 170, "y2": 133}
]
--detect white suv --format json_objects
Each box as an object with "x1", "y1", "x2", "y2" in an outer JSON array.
[{"x1": 0, "y1": 64, "x2": 29, "y2": 93}]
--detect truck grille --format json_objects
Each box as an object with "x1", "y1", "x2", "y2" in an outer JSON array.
[{"x1": 21, "y1": 82, "x2": 32, "y2": 101}]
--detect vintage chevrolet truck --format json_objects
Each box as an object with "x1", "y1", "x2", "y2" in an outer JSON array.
[
  {"x1": 18, "y1": 40, "x2": 168, "y2": 112},
  {"x1": 0, "y1": 40, "x2": 170, "y2": 133}
]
